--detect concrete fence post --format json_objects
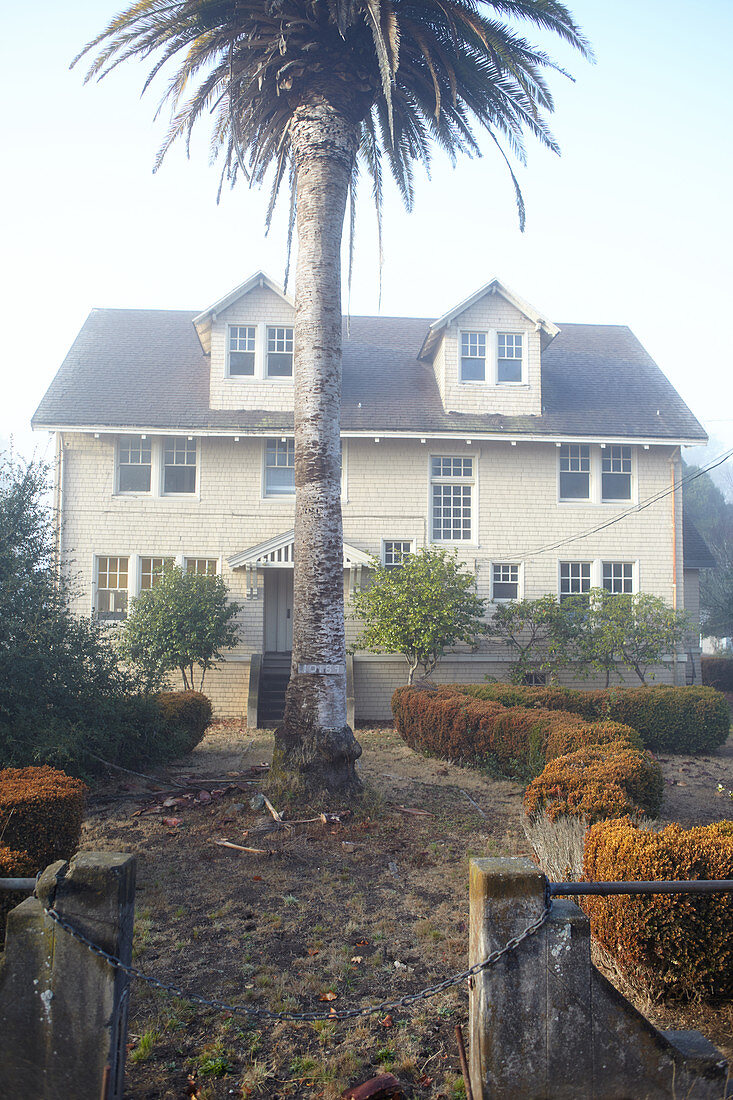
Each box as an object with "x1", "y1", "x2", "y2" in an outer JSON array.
[
  {"x1": 468, "y1": 857, "x2": 729, "y2": 1100},
  {"x1": 0, "y1": 851, "x2": 136, "y2": 1100}
]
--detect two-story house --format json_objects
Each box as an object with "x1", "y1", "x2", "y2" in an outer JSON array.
[{"x1": 32, "y1": 273, "x2": 710, "y2": 722}]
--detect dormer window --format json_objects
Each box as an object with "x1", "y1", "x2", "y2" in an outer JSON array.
[
  {"x1": 267, "y1": 326, "x2": 294, "y2": 378},
  {"x1": 497, "y1": 333, "x2": 523, "y2": 382},
  {"x1": 228, "y1": 325, "x2": 256, "y2": 375},
  {"x1": 460, "y1": 332, "x2": 486, "y2": 382}
]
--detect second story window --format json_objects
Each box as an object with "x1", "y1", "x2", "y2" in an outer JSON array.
[
  {"x1": 267, "y1": 326, "x2": 294, "y2": 378},
  {"x1": 164, "y1": 437, "x2": 197, "y2": 494},
  {"x1": 560, "y1": 561, "x2": 591, "y2": 600},
  {"x1": 264, "y1": 438, "x2": 295, "y2": 496},
  {"x1": 603, "y1": 561, "x2": 634, "y2": 594},
  {"x1": 431, "y1": 456, "x2": 474, "y2": 541},
  {"x1": 118, "y1": 436, "x2": 151, "y2": 492},
  {"x1": 492, "y1": 563, "x2": 519, "y2": 600},
  {"x1": 559, "y1": 444, "x2": 591, "y2": 500},
  {"x1": 497, "y1": 333, "x2": 523, "y2": 382},
  {"x1": 228, "y1": 325, "x2": 256, "y2": 375},
  {"x1": 460, "y1": 332, "x2": 486, "y2": 382},
  {"x1": 602, "y1": 445, "x2": 632, "y2": 501}
]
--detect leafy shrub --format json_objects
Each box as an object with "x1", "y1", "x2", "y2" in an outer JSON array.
[
  {"x1": 0, "y1": 766, "x2": 86, "y2": 871},
  {"x1": 456, "y1": 683, "x2": 730, "y2": 754},
  {"x1": 523, "y1": 744, "x2": 664, "y2": 824},
  {"x1": 583, "y1": 819, "x2": 733, "y2": 999},
  {"x1": 155, "y1": 692, "x2": 213, "y2": 755},
  {"x1": 702, "y1": 656, "x2": 733, "y2": 693},
  {"x1": 392, "y1": 687, "x2": 637, "y2": 779},
  {"x1": 544, "y1": 719, "x2": 640, "y2": 760},
  {"x1": 0, "y1": 845, "x2": 36, "y2": 945}
]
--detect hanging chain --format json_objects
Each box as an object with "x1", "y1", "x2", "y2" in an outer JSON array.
[{"x1": 44, "y1": 897, "x2": 552, "y2": 1023}]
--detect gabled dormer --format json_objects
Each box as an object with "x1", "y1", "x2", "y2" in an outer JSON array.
[
  {"x1": 419, "y1": 278, "x2": 559, "y2": 417},
  {"x1": 194, "y1": 272, "x2": 295, "y2": 412}
]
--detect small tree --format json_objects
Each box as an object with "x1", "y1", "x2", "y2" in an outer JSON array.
[
  {"x1": 350, "y1": 550, "x2": 486, "y2": 684},
  {"x1": 485, "y1": 595, "x2": 573, "y2": 683},
  {"x1": 119, "y1": 566, "x2": 241, "y2": 691},
  {"x1": 564, "y1": 589, "x2": 689, "y2": 685}
]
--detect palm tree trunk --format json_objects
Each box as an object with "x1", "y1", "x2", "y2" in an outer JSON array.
[{"x1": 273, "y1": 100, "x2": 362, "y2": 793}]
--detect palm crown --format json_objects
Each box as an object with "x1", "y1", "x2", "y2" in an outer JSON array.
[{"x1": 76, "y1": 0, "x2": 591, "y2": 233}]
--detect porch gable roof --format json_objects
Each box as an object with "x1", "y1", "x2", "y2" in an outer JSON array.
[{"x1": 227, "y1": 530, "x2": 373, "y2": 569}]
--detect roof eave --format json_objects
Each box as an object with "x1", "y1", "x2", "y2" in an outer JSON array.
[{"x1": 192, "y1": 271, "x2": 295, "y2": 354}]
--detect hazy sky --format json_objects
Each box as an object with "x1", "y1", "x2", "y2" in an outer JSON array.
[{"x1": 2, "y1": 1, "x2": 731, "y2": 477}]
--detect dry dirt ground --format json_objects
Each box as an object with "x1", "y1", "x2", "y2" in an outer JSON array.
[{"x1": 78, "y1": 721, "x2": 733, "y2": 1100}]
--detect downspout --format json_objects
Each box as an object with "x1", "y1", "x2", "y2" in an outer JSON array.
[
  {"x1": 54, "y1": 431, "x2": 64, "y2": 575},
  {"x1": 669, "y1": 447, "x2": 679, "y2": 610}
]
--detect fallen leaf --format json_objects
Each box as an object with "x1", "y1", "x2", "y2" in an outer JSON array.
[
  {"x1": 351, "y1": 956, "x2": 363, "y2": 964},
  {"x1": 196, "y1": 790, "x2": 212, "y2": 803},
  {"x1": 162, "y1": 797, "x2": 181, "y2": 808},
  {"x1": 356, "y1": 939, "x2": 369, "y2": 947},
  {"x1": 319, "y1": 991, "x2": 338, "y2": 1002},
  {"x1": 162, "y1": 817, "x2": 183, "y2": 828},
  {"x1": 380, "y1": 1014, "x2": 394, "y2": 1028},
  {"x1": 252, "y1": 875, "x2": 263, "y2": 882},
  {"x1": 418, "y1": 1075, "x2": 433, "y2": 1088},
  {"x1": 307, "y1": 948, "x2": 320, "y2": 957}
]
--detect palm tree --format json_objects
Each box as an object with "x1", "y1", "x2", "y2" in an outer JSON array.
[{"x1": 75, "y1": 0, "x2": 591, "y2": 793}]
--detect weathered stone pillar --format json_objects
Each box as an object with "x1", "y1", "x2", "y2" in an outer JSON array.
[
  {"x1": 0, "y1": 851, "x2": 136, "y2": 1100},
  {"x1": 468, "y1": 857, "x2": 729, "y2": 1100}
]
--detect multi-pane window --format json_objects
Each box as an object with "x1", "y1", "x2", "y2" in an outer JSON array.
[
  {"x1": 96, "y1": 556, "x2": 129, "y2": 619},
  {"x1": 602, "y1": 445, "x2": 632, "y2": 500},
  {"x1": 185, "y1": 558, "x2": 217, "y2": 576},
  {"x1": 264, "y1": 438, "x2": 295, "y2": 496},
  {"x1": 267, "y1": 326, "x2": 294, "y2": 377},
  {"x1": 228, "y1": 325, "x2": 256, "y2": 375},
  {"x1": 497, "y1": 333, "x2": 523, "y2": 383},
  {"x1": 163, "y1": 437, "x2": 197, "y2": 494},
  {"x1": 460, "y1": 332, "x2": 486, "y2": 382},
  {"x1": 559, "y1": 444, "x2": 591, "y2": 500},
  {"x1": 560, "y1": 561, "x2": 591, "y2": 600},
  {"x1": 383, "y1": 541, "x2": 412, "y2": 568},
  {"x1": 603, "y1": 561, "x2": 634, "y2": 594},
  {"x1": 118, "y1": 436, "x2": 151, "y2": 492},
  {"x1": 492, "y1": 563, "x2": 519, "y2": 600},
  {"x1": 140, "y1": 557, "x2": 174, "y2": 590},
  {"x1": 431, "y1": 456, "x2": 473, "y2": 541}
]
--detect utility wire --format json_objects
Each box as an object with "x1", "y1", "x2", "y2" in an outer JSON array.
[{"x1": 520, "y1": 445, "x2": 733, "y2": 564}]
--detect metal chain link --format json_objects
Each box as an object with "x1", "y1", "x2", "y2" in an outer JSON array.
[{"x1": 43, "y1": 898, "x2": 552, "y2": 1023}]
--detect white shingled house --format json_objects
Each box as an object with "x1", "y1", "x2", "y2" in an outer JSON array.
[{"x1": 33, "y1": 273, "x2": 712, "y2": 722}]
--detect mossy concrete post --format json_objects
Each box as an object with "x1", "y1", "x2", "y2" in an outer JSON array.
[
  {"x1": 0, "y1": 851, "x2": 136, "y2": 1100},
  {"x1": 468, "y1": 857, "x2": 730, "y2": 1099}
]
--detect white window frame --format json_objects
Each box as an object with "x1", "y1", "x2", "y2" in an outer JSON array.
[
  {"x1": 429, "y1": 454, "x2": 476, "y2": 544},
  {"x1": 184, "y1": 557, "x2": 220, "y2": 576},
  {"x1": 601, "y1": 445, "x2": 633, "y2": 503},
  {"x1": 261, "y1": 438, "x2": 347, "y2": 500},
  {"x1": 162, "y1": 436, "x2": 199, "y2": 496},
  {"x1": 601, "y1": 560, "x2": 638, "y2": 595},
  {"x1": 382, "y1": 539, "x2": 415, "y2": 567},
  {"x1": 458, "y1": 329, "x2": 526, "y2": 386},
  {"x1": 139, "y1": 555, "x2": 175, "y2": 591},
  {"x1": 227, "y1": 324, "x2": 257, "y2": 377},
  {"x1": 116, "y1": 435, "x2": 153, "y2": 495},
  {"x1": 459, "y1": 331, "x2": 487, "y2": 384},
  {"x1": 558, "y1": 444, "x2": 636, "y2": 506},
  {"x1": 559, "y1": 558, "x2": 640, "y2": 599},
  {"x1": 262, "y1": 437, "x2": 296, "y2": 499},
  {"x1": 266, "y1": 325, "x2": 294, "y2": 379},
  {"x1": 94, "y1": 555, "x2": 130, "y2": 620},
  {"x1": 491, "y1": 562, "x2": 522, "y2": 601},
  {"x1": 558, "y1": 560, "x2": 592, "y2": 600},
  {"x1": 496, "y1": 332, "x2": 524, "y2": 384}
]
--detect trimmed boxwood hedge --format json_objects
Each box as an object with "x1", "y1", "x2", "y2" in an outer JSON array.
[
  {"x1": 456, "y1": 683, "x2": 730, "y2": 754},
  {"x1": 583, "y1": 818, "x2": 733, "y2": 999},
  {"x1": 391, "y1": 686, "x2": 639, "y2": 778}
]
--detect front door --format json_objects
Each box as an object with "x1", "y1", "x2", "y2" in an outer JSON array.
[{"x1": 264, "y1": 569, "x2": 294, "y2": 653}]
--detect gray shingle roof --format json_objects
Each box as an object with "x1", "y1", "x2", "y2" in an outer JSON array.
[
  {"x1": 682, "y1": 514, "x2": 716, "y2": 570},
  {"x1": 32, "y1": 308, "x2": 706, "y2": 442}
]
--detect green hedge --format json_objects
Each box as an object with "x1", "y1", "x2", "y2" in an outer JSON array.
[
  {"x1": 702, "y1": 656, "x2": 733, "y2": 693},
  {"x1": 391, "y1": 686, "x2": 639, "y2": 778},
  {"x1": 456, "y1": 683, "x2": 730, "y2": 753}
]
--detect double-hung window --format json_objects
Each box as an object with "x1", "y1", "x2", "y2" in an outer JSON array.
[
  {"x1": 560, "y1": 561, "x2": 591, "y2": 600},
  {"x1": 492, "y1": 563, "x2": 519, "y2": 600},
  {"x1": 118, "y1": 436, "x2": 151, "y2": 492},
  {"x1": 602, "y1": 445, "x2": 632, "y2": 501},
  {"x1": 186, "y1": 558, "x2": 218, "y2": 576},
  {"x1": 163, "y1": 438, "x2": 197, "y2": 494},
  {"x1": 559, "y1": 444, "x2": 591, "y2": 500},
  {"x1": 267, "y1": 326, "x2": 294, "y2": 377},
  {"x1": 431, "y1": 456, "x2": 474, "y2": 541},
  {"x1": 460, "y1": 332, "x2": 486, "y2": 382},
  {"x1": 497, "y1": 333, "x2": 523, "y2": 382},
  {"x1": 383, "y1": 540, "x2": 412, "y2": 568},
  {"x1": 264, "y1": 438, "x2": 295, "y2": 496},
  {"x1": 602, "y1": 561, "x2": 634, "y2": 594},
  {"x1": 140, "y1": 556, "x2": 174, "y2": 590},
  {"x1": 96, "y1": 556, "x2": 129, "y2": 619},
  {"x1": 228, "y1": 325, "x2": 256, "y2": 376}
]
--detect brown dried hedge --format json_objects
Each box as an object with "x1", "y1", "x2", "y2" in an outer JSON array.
[
  {"x1": 456, "y1": 683, "x2": 730, "y2": 754},
  {"x1": 523, "y1": 744, "x2": 664, "y2": 824},
  {"x1": 154, "y1": 691, "x2": 213, "y2": 756},
  {"x1": 582, "y1": 818, "x2": 733, "y2": 999},
  {"x1": 0, "y1": 845, "x2": 36, "y2": 945},
  {"x1": 0, "y1": 766, "x2": 86, "y2": 872},
  {"x1": 391, "y1": 687, "x2": 638, "y2": 777},
  {"x1": 702, "y1": 656, "x2": 733, "y2": 693}
]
